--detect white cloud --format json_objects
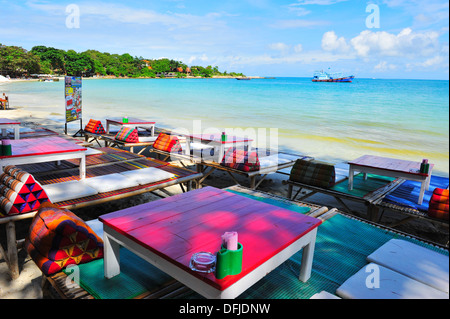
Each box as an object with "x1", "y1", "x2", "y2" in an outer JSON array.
[
  {"x1": 374, "y1": 61, "x2": 397, "y2": 71},
  {"x1": 350, "y1": 28, "x2": 441, "y2": 57},
  {"x1": 321, "y1": 31, "x2": 350, "y2": 52},
  {"x1": 294, "y1": 44, "x2": 303, "y2": 53},
  {"x1": 271, "y1": 19, "x2": 330, "y2": 28},
  {"x1": 268, "y1": 42, "x2": 290, "y2": 52}
]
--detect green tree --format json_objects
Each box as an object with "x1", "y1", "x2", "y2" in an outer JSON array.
[{"x1": 0, "y1": 44, "x2": 40, "y2": 77}]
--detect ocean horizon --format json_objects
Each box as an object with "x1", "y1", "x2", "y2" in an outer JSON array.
[{"x1": 2, "y1": 76, "x2": 449, "y2": 177}]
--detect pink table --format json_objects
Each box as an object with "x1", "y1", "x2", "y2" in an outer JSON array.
[
  {"x1": 185, "y1": 133, "x2": 253, "y2": 163},
  {"x1": 0, "y1": 136, "x2": 87, "y2": 179},
  {"x1": 0, "y1": 118, "x2": 20, "y2": 140},
  {"x1": 106, "y1": 117, "x2": 156, "y2": 136},
  {"x1": 99, "y1": 186, "x2": 321, "y2": 299},
  {"x1": 348, "y1": 155, "x2": 433, "y2": 205}
]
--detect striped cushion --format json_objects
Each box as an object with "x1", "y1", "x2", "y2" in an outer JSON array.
[
  {"x1": 114, "y1": 126, "x2": 139, "y2": 143},
  {"x1": 220, "y1": 147, "x2": 260, "y2": 172},
  {"x1": 153, "y1": 133, "x2": 182, "y2": 153},
  {"x1": 428, "y1": 188, "x2": 449, "y2": 220},
  {"x1": 84, "y1": 119, "x2": 106, "y2": 134},
  {"x1": 25, "y1": 203, "x2": 103, "y2": 276},
  {"x1": 289, "y1": 159, "x2": 336, "y2": 188}
]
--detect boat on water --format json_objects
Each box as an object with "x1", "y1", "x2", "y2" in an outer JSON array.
[
  {"x1": 236, "y1": 77, "x2": 251, "y2": 80},
  {"x1": 312, "y1": 70, "x2": 354, "y2": 82}
]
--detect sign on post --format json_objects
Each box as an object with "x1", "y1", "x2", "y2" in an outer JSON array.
[{"x1": 64, "y1": 76, "x2": 83, "y2": 136}]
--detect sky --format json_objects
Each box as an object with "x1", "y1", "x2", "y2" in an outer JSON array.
[{"x1": 1, "y1": 0, "x2": 449, "y2": 79}]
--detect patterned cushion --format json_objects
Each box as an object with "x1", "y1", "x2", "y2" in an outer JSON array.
[
  {"x1": 428, "y1": 188, "x2": 449, "y2": 220},
  {"x1": 220, "y1": 147, "x2": 260, "y2": 172},
  {"x1": 115, "y1": 126, "x2": 139, "y2": 143},
  {"x1": 289, "y1": 159, "x2": 336, "y2": 188},
  {"x1": 25, "y1": 203, "x2": 104, "y2": 276},
  {"x1": 84, "y1": 119, "x2": 106, "y2": 134},
  {"x1": 152, "y1": 133, "x2": 182, "y2": 153},
  {"x1": 0, "y1": 166, "x2": 49, "y2": 216}
]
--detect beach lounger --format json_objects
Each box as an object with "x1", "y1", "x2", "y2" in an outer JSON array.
[
  {"x1": 0, "y1": 147, "x2": 202, "y2": 279},
  {"x1": 366, "y1": 239, "x2": 449, "y2": 293},
  {"x1": 373, "y1": 175, "x2": 449, "y2": 228},
  {"x1": 196, "y1": 149, "x2": 313, "y2": 189},
  {"x1": 284, "y1": 159, "x2": 404, "y2": 221},
  {"x1": 336, "y1": 263, "x2": 448, "y2": 299}
]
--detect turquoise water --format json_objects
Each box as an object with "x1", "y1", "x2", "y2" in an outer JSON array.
[{"x1": 2, "y1": 77, "x2": 449, "y2": 176}]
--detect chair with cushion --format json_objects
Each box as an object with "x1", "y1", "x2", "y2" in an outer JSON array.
[
  {"x1": 289, "y1": 159, "x2": 336, "y2": 188},
  {"x1": 83, "y1": 119, "x2": 106, "y2": 146}
]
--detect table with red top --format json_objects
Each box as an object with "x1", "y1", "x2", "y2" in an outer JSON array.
[
  {"x1": 0, "y1": 118, "x2": 20, "y2": 140},
  {"x1": 99, "y1": 186, "x2": 322, "y2": 299},
  {"x1": 0, "y1": 136, "x2": 87, "y2": 179},
  {"x1": 106, "y1": 117, "x2": 156, "y2": 136},
  {"x1": 185, "y1": 133, "x2": 253, "y2": 163},
  {"x1": 348, "y1": 155, "x2": 434, "y2": 205}
]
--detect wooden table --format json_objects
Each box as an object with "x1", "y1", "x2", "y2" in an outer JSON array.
[
  {"x1": 99, "y1": 186, "x2": 321, "y2": 299},
  {"x1": 0, "y1": 118, "x2": 20, "y2": 140},
  {"x1": 0, "y1": 136, "x2": 87, "y2": 179},
  {"x1": 348, "y1": 155, "x2": 433, "y2": 205},
  {"x1": 185, "y1": 133, "x2": 253, "y2": 163},
  {"x1": 106, "y1": 117, "x2": 156, "y2": 136}
]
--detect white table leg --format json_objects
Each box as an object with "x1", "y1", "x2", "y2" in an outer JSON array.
[
  {"x1": 348, "y1": 166, "x2": 355, "y2": 190},
  {"x1": 418, "y1": 181, "x2": 426, "y2": 205},
  {"x1": 14, "y1": 126, "x2": 20, "y2": 140},
  {"x1": 104, "y1": 232, "x2": 121, "y2": 279},
  {"x1": 299, "y1": 228, "x2": 317, "y2": 282},
  {"x1": 79, "y1": 155, "x2": 86, "y2": 179},
  {"x1": 218, "y1": 143, "x2": 225, "y2": 163}
]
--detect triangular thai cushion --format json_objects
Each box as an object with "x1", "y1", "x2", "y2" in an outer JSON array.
[
  {"x1": 25, "y1": 203, "x2": 104, "y2": 276},
  {"x1": 114, "y1": 126, "x2": 139, "y2": 143},
  {"x1": 84, "y1": 119, "x2": 106, "y2": 134},
  {"x1": 220, "y1": 147, "x2": 260, "y2": 172},
  {"x1": 153, "y1": 133, "x2": 182, "y2": 153}
]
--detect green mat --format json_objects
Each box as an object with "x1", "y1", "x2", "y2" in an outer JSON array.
[
  {"x1": 330, "y1": 173, "x2": 396, "y2": 198},
  {"x1": 64, "y1": 248, "x2": 173, "y2": 299},
  {"x1": 68, "y1": 190, "x2": 447, "y2": 299},
  {"x1": 226, "y1": 189, "x2": 311, "y2": 214}
]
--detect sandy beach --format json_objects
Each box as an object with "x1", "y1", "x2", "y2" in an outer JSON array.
[{"x1": 0, "y1": 102, "x2": 448, "y2": 299}]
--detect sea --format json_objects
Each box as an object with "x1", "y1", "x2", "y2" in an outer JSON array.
[{"x1": 2, "y1": 77, "x2": 449, "y2": 177}]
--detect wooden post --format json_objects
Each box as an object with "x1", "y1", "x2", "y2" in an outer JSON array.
[{"x1": 6, "y1": 221, "x2": 19, "y2": 280}]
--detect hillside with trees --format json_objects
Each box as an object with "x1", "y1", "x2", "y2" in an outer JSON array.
[{"x1": 0, "y1": 43, "x2": 245, "y2": 78}]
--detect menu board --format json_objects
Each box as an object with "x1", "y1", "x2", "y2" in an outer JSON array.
[{"x1": 65, "y1": 76, "x2": 82, "y2": 123}]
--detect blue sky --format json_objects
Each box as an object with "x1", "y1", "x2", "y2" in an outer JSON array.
[{"x1": 1, "y1": 0, "x2": 449, "y2": 79}]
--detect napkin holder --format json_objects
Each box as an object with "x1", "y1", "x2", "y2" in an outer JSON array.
[{"x1": 215, "y1": 243, "x2": 243, "y2": 279}]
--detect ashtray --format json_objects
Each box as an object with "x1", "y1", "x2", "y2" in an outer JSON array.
[{"x1": 189, "y1": 252, "x2": 216, "y2": 273}]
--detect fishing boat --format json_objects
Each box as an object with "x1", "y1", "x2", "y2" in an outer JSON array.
[{"x1": 312, "y1": 70, "x2": 354, "y2": 82}]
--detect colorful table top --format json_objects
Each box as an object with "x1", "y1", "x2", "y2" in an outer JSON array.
[
  {"x1": 349, "y1": 155, "x2": 433, "y2": 176},
  {"x1": 0, "y1": 118, "x2": 20, "y2": 125},
  {"x1": 0, "y1": 136, "x2": 87, "y2": 158},
  {"x1": 99, "y1": 186, "x2": 321, "y2": 291},
  {"x1": 188, "y1": 133, "x2": 253, "y2": 144}
]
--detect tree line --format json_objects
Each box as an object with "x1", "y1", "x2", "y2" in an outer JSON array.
[{"x1": 0, "y1": 44, "x2": 244, "y2": 78}]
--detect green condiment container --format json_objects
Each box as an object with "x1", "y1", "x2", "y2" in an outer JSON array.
[{"x1": 215, "y1": 243, "x2": 243, "y2": 279}]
